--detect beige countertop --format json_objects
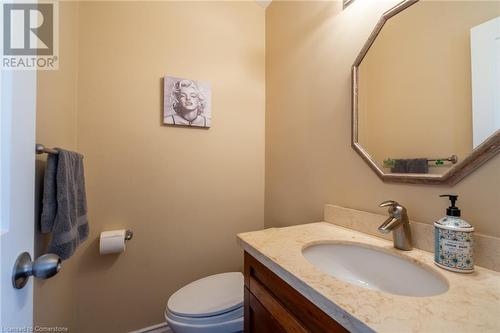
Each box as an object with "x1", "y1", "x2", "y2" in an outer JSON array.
[{"x1": 237, "y1": 222, "x2": 500, "y2": 333}]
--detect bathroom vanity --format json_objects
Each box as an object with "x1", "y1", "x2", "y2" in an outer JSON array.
[{"x1": 238, "y1": 211, "x2": 500, "y2": 333}]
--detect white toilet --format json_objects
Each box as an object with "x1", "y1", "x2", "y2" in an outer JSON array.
[{"x1": 165, "y1": 272, "x2": 244, "y2": 333}]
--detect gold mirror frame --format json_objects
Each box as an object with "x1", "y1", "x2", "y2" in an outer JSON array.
[{"x1": 351, "y1": 0, "x2": 500, "y2": 186}]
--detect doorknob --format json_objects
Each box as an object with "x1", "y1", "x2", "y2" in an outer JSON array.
[{"x1": 12, "y1": 252, "x2": 61, "y2": 289}]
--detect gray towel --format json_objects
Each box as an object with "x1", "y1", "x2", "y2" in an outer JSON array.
[
  {"x1": 391, "y1": 158, "x2": 429, "y2": 174},
  {"x1": 41, "y1": 148, "x2": 89, "y2": 260}
]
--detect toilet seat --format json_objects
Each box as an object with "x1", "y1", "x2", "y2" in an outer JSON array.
[
  {"x1": 165, "y1": 306, "x2": 243, "y2": 325},
  {"x1": 165, "y1": 272, "x2": 244, "y2": 333},
  {"x1": 167, "y1": 272, "x2": 244, "y2": 318}
]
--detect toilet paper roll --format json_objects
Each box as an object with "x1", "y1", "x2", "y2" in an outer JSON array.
[{"x1": 99, "y1": 229, "x2": 126, "y2": 255}]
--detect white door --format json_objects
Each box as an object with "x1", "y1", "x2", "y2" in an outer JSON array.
[
  {"x1": 0, "y1": 66, "x2": 37, "y2": 327},
  {"x1": 471, "y1": 16, "x2": 500, "y2": 148}
]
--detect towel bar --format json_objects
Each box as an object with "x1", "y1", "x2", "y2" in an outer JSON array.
[
  {"x1": 36, "y1": 143, "x2": 58, "y2": 155},
  {"x1": 427, "y1": 155, "x2": 458, "y2": 164},
  {"x1": 384, "y1": 155, "x2": 458, "y2": 168}
]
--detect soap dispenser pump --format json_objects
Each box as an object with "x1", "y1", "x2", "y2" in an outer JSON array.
[{"x1": 434, "y1": 195, "x2": 474, "y2": 273}]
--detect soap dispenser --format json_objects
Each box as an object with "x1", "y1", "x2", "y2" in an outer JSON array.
[{"x1": 434, "y1": 195, "x2": 474, "y2": 273}]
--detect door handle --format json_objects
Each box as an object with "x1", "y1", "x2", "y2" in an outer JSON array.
[{"x1": 12, "y1": 252, "x2": 61, "y2": 289}]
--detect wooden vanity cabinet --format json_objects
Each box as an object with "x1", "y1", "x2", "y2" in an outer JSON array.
[{"x1": 244, "y1": 252, "x2": 349, "y2": 333}]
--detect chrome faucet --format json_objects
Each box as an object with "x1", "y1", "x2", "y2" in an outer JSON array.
[{"x1": 378, "y1": 200, "x2": 412, "y2": 251}]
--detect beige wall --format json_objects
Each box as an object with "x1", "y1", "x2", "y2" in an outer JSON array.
[
  {"x1": 265, "y1": 0, "x2": 500, "y2": 238},
  {"x1": 358, "y1": 0, "x2": 499, "y2": 167},
  {"x1": 35, "y1": 1, "x2": 265, "y2": 332}
]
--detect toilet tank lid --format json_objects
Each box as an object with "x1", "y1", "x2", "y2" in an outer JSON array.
[{"x1": 167, "y1": 272, "x2": 244, "y2": 318}]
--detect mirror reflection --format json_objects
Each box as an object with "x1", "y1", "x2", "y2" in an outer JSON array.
[{"x1": 357, "y1": 0, "x2": 499, "y2": 175}]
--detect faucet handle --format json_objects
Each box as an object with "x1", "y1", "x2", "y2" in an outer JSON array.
[
  {"x1": 379, "y1": 200, "x2": 405, "y2": 217},
  {"x1": 379, "y1": 200, "x2": 400, "y2": 208}
]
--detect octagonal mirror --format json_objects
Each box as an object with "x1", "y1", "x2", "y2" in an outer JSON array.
[{"x1": 352, "y1": 0, "x2": 499, "y2": 185}]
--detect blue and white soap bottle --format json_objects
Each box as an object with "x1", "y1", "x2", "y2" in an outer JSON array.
[{"x1": 434, "y1": 195, "x2": 474, "y2": 273}]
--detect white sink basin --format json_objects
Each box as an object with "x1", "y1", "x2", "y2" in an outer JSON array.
[{"x1": 302, "y1": 242, "x2": 448, "y2": 297}]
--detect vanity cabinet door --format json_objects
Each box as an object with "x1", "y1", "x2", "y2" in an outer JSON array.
[
  {"x1": 244, "y1": 252, "x2": 349, "y2": 333},
  {"x1": 246, "y1": 277, "x2": 308, "y2": 333},
  {"x1": 245, "y1": 288, "x2": 287, "y2": 333}
]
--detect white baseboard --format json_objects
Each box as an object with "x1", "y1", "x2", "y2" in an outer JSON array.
[{"x1": 129, "y1": 322, "x2": 172, "y2": 333}]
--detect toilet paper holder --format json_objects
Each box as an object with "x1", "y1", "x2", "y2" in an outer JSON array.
[
  {"x1": 125, "y1": 229, "x2": 134, "y2": 241},
  {"x1": 99, "y1": 229, "x2": 134, "y2": 255}
]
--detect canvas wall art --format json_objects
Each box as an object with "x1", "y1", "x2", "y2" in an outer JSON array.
[{"x1": 163, "y1": 75, "x2": 212, "y2": 128}]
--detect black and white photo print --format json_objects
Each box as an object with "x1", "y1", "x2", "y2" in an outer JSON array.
[{"x1": 163, "y1": 75, "x2": 212, "y2": 128}]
